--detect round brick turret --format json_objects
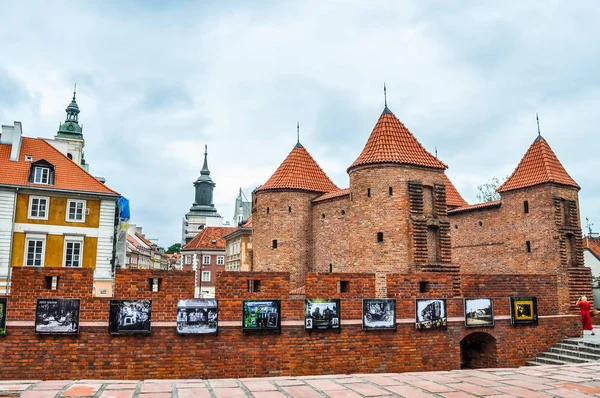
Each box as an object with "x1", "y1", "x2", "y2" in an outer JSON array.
[
  {"x1": 252, "y1": 189, "x2": 319, "y2": 288},
  {"x1": 252, "y1": 142, "x2": 339, "y2": 289}
]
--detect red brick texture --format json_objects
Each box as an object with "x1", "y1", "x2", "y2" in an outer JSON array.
[{"x1": 0, "y1": 269, "x2": 582, "y2": 379}]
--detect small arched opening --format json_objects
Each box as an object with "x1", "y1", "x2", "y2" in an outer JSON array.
[{"x1": 460, "y1": 332, "x2": 497, "y2": 369}]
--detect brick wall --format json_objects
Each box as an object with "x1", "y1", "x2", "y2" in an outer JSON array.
[
  {"x1": 450, "y1": 183, "x2": 588, "y2": 313},
  {"x1": 312, "y1": 195, "x2": 351, "y2": 273},
  {"x1": 252, "y1": 190, "x2": 319, "y2": 289},
  {"x1": 0, "y1": 269, "x2": 582, "y2": 379}
]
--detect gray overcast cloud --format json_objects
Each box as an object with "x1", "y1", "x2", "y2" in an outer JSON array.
[{"x1": 1, "y1": 1, "x2": 598, "y2": 245}]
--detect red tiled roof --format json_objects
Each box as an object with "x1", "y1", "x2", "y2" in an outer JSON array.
[
  {"x1": 256, "y1": 144, "x2": 339, "y2": 193},
  {"x1": 183, "y1": 226, "x2": 236, "y2": 250},
  {"x1": 0, "y1": 137, "x2": 118, "y2": 195},
  {"x1": 349, "y1": 107, "x2": 447, "y2": 171},
  {"x1": 447, "y1": 200, "x2": 502, "y2": 215},
  {"x1": 135, "y1": 232, "x2": 153, "y2": 247},
  {"x1": 497, "y1": 136, "x2": 579, "y2": 193},
  {"x1": 584, "y1": 237, "x2": 600, "y2": 261},
  {"x1": 443, "y1": 174, "x2": 468, "y2": 209},
  {"x1": 242, "y1": 216, "x2": 252, "y2": 228},
  {"x1": 313, "y1": 188, "x2": 350, "y2": 203}
]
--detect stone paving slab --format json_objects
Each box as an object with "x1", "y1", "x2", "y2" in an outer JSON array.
[{"x1": 4, "y1": 362, "x2": 600, "y2": 397}]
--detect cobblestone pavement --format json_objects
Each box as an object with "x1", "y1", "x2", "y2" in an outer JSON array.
[{"x1": 2, "y1": 361, "x2": 600, "y2": 398}]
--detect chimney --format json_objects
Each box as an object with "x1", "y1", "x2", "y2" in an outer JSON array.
[{"x1": 1, "y1": 121, "x2": 23, "y2": 161}]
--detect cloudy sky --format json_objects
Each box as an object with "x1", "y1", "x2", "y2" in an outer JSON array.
[{"x1": 1, "y1": 1, "x2": 599, "y2": 246}]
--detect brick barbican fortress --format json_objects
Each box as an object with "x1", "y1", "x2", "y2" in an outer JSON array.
[{"x1": 0, "y1": 102, "x2": 593, "y2": 380}]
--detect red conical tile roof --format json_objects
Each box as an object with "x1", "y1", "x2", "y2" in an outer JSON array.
[
  {"x1": 443, "y1": 174, "x2": 468, "y2": 209},
  {"x1": 497, "y1": 136, "x2": 579, "y2": 193},
  {"x1": 256, "y1": 143, "x2": 339, "y2": 193},
  {"x1": 349, "y1": 107, "x2": 447, "y2": 171}
]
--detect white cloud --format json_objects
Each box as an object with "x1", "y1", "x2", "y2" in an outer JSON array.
[{"x1": 1, "y1": 1, "x2": 599, "y2": 245}]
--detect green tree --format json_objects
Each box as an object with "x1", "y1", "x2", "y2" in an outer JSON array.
[
  {"x1": 476, "y1": 177, "x2": 501, "y2": 203},
  {"x1": 166, "y1": 243, "x2": 181, "y2": 254}
]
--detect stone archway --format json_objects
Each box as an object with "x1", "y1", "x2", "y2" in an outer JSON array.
[{"x1": 460, "y1": 332, "x2": 497, "y2": 369}]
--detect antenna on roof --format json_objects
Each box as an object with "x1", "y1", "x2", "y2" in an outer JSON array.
[
  {"x1": 586, "y1": 218, "x2": 597, "y2": 238},
  {"x1": 536, "y1": 113, "x2": 541, "y2": 137},
  {"x1": 73, "y1": 83, "x2": 77, "y2": 100},
  {"x1": 435, "y1": 146, "x2": 438, "y2": 158},
  {"x1": 383, "y1": 82, "x2": 387, "y2": 107},
  {"x1": 297, "y1": 121, "x2": 300, "y2": 144}
]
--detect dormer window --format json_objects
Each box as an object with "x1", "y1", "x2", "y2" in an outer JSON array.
[
  {"x1": 28, "y1": 160, "x2": 55, "y2": 185},
  {"x1": 34, "y1": 167, "x2": 50, "y2": 184}
]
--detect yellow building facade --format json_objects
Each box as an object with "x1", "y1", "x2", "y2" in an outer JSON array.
[{"x1": 0, "y1": 120, "x2": 119, "y2": 296}]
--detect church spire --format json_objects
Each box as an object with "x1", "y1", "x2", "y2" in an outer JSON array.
[
  {"x1": 57, "y1": 85, "x2": 83, "y2": 137},
  {"x1": 201, "y1": 144, "x2": 210, "y2": 175}
]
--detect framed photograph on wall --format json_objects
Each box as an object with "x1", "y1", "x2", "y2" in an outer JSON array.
[
  {"x1": 304, "y1": 299, "x2": 340, "y2": 331},
  {"x1": 464, "y1": 298, "x2": 494, "y2": 328},
  {"x1": 109, "y1": 300, "x2": 152, "y2": 335},
  {"x1": 415, "y1": 298, "x2": 447, "y2": 330},
  {"x1": 362, "y1": 298, "x2": 396, "y2": 330},
  {"x1": 177, "y1": 299, "x2": 218, "y2": 334},
  {"x1": 0, "y1": 297, "x2": 7, "y2": 331},
  {"x1": 35, "y1": 298, "x2": 80, "y2": 334},
  {"x1": 510, "y1": 297, "x2": 538, "y2": 325},
  {"x1": 242, "y1": 300, "x2": 281, "y2": 332}
]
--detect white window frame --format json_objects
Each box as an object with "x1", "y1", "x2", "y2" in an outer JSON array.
[
  {"x1": 185, "y1": 255, "x2": 191, "y2": 265},
  {"x1": 63, "y1": 235, "x2": 84, "y2": 267},
  {"x1": 202, "y1": 271, "x2": 211, "y2": 282},
  {"x1": 24, "y1": 233, "x2": 46, "y2": 267},
  {"x1": 217, "y1": 256, "x2": 225, "y2": 265},
  {"x1": 33, "y1": 167, "x2": 50, "y2": 185},
  {"x1": 203, "y1": 255, "x2": 211, "y2": 265},
  {"x1": 66, "y1": 199, "x2": 86, "y2": 223},
  {"x1": 28, "y1": 196, "x2": 49, "y2": 220}
]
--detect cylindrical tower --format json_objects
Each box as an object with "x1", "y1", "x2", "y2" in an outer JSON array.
[
  {"x1": 346, "y1": 106, "x2": 451, "y2": 296},
  {"x1": 252, "y1": 142, "x2": 339, "y2": 289}
]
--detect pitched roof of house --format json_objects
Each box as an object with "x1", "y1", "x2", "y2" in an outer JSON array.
[
  {"x1": 313, "y1": 188, "x2": 351, "y2": 203},
  {"x1": 349, "y1": 107, "x2": 447, "y2": 171},
  {"x1": 135, "y1": 232, "x2": 153, "y2": 247},
  {"x1": 256, "y1": 143, "x2": 339, "y2": 193},
  {"x1": 447, "y1": 200, "x2": 502, "y2": 215},
  {"x1": 224, "y1": 217, "x2": 253, "y2": 240},
  {"x1": 443, "y1": 174, "x2": 468, "y2": 209},
  {"x1": 584, "y1": 237, "x2": 600, "y2": 261},
  {"x1": 183, "y1": 226, "x2": 236, "y2": 250},
  {"x1": 497, "y1": 136, "x2": 579, "y2": 193},
  {"x1": 0, "y1": 137, "x2": 119, "y2": 195}
]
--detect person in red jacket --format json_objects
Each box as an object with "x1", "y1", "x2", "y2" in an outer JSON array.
[{"x1": 576, "y1": 296, "x2": 595, "y2": 336}]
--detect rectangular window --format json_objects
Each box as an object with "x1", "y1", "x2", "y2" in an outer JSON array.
[
  {"x1": 25, "y1": 238, "x2": 45, "y2": 267},
  {"x1": 272, "y1": 239, "x2": 278, "y2": 249},
  {"x1": 202, "y1": 271, "x2": 211, "y2": 282},
  {"x1": 185, "y1": 255, "x2": 191, "y2": 265},
  {"x1": 63, "y1": 239, "x2": 83, "y2": 267},
  {"x1": 66, "y1": 200, "x2": 86, "y2": 222},
  {"x1": 217, "y1": 256, "x2": 224, "y2": 265},
  {"x1": 524, "y1": 200, "x2": 529, "y2": 214},
  {"x1": 28, "y1": 196, "x2": 49, "y2": 219},
  {"x1": 33, "y1": 167, "x2": 50, "y2": 184},
  {"x1": 203, "y1": 255, "x2": 211, "y2": 265}
]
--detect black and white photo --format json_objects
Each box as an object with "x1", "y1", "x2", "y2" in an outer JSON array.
[
  {"x1": 177, "y1": 299, "x2": 218, "y2": 334},
  {"x1": 109, "y1": 300, "x2": 152, "y2": 334},
  {"x1": 464, "y1": 298, "x2": 494, "y2": 327},
  {"x1": 0, "y1": 297, "x2": 7, "y2": 331},
  {"x1": 363, "y1": 299, "x2": 396, "y2": 330},
  {"x1": 415, "y1": 298, "x2": 447, "y2": 330},
  {"x1": 35, "y1": 298, "x2": 80, "y2": 334},
  {"x1": 304, "y1": 299, "x2": 340, "y2": 331}
]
